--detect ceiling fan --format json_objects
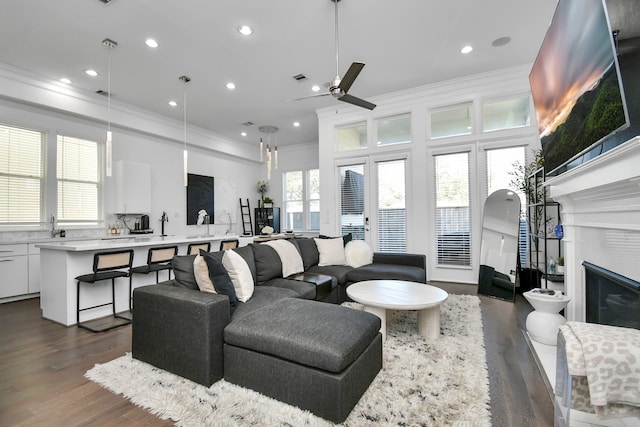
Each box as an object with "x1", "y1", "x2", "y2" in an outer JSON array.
[{"x1": 291, "y1": 0, "x2": 376, "y2": 110}]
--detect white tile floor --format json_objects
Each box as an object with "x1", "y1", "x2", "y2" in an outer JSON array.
[{"x1": 527, "y1": 333, "x2": 640, "y2": 427}]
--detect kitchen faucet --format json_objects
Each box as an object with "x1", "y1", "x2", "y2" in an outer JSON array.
[
  {"x1": 50, "y1": 215, "x2": 63, "y2": 238},
  {"x1": 160, "y1": 211, "x2": 169, "y2": 237}
]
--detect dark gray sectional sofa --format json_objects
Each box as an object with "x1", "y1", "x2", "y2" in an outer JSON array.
[{"x1": 132, "y1": 237, "x2": 426, "y2": 423}]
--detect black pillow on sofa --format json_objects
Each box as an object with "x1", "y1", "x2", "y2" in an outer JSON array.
[
  {"x1": 292, "y1": 237, "x2": 320, "y2": 270},
  {"x1": 201, "y1": 250, "x2": 238, "y2": 311},
  {"x1": 171, "y1": 254, "x2": 199, "y2": 290},
  {"x1": 250, "y1": 244, "x2": 283, "y2": 285},
  {"x1": 319, "y1": 233, "x2": 353, "y2": 246}
]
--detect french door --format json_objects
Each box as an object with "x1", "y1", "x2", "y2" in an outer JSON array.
[{"x1": 337, "y1": 156, "x2": 407, "y2": 252}]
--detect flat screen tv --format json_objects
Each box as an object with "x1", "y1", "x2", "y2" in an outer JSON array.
[{"x1": 529, "y1": 0, "x2": 630, "y2": 176}]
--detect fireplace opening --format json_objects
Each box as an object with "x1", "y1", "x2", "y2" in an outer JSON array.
[{"x1": 584, "y1": 261, "x2": 640, "y2": 329}]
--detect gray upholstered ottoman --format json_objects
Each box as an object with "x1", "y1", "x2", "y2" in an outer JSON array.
[{"x1": 223, "y1": 298, "x2": 382, "y2": 423}]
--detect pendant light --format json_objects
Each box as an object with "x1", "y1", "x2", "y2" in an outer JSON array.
[
  {"x1": 102, "y1": 38, "x2": 117, "y2": 177},
  {"x1": 258, "y1": 125, "x2": 279, "y2": 180},
  {"x1": 179, "y1": 75, "x2": 191, "y2": 186}
]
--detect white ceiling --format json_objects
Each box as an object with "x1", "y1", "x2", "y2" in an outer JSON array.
[{"x1": 0, "y1": 0, "x2": 634, "y2": 148}]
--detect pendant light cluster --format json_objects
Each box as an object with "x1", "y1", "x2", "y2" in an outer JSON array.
[
  {"x1": 179, "y1": 75, "x2": 191, "y2": 186},
  {"x1": 102, "y1": 38, "x2": 117, "y2": 177},
  {"x1": 258, "y1": 125, "x2": 278, "y2": 180}
]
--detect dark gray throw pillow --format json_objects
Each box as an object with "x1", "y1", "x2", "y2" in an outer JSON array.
[
  {"x1": 171, "y1": 254, "x2": 199, "y2": 290},
  {"x1": 201, "y1": 249, "x2": 238, "y2": 311},
  {"x1": 319, "y1": 233, "x2": 353, "y2": 246}
]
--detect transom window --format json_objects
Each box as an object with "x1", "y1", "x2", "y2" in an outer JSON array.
[
  {"x1": 337, "y1": 122, "x2": 367, "y2": 151},
  {"x1": 376, "y1": 114, "x2": 411, "y2": 146}
]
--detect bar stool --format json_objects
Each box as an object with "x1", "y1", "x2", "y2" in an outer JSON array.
[
  {"x1": 220, "y1": 239, "x2": 239, "y2": 251},
  {"x1": 75, "y1": 249, "x2": 134, "y2": 333},
  {"x1": 129, "y1": 245, "x2": 178, "y2": 310},
  {"x1": 187, "y1": 242, "x2": 210, "y2": 255}
]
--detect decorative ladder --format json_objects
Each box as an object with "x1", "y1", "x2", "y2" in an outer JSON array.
[{"x1": 239, "y1": 198, "x2": 253, "y2": 236}]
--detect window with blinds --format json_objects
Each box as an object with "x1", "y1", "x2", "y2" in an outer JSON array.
[
  {"x1": 435, "y1": 152, "x2": 471, "y2": 266},
  {"x1": 308, "y1": 169, "x2": 320, "y2": 231},
  {"x1": 376, "y1": 159, "x2": 406, "y2": 252},
  {"x1": 486, "y1": 146, "x2": 527, "y2": 265},
  {"x1": 283, "y1": 169, "x2": 319, "y2": 231},
  {"x1": 339, "y1": 164, "x2": 365, "y2": 240},
  {"x1": 57, "y1": 135, "x2": 101, "y2": 225},
  {"x1": 0, "y1": 124, "x2": 45, "y2": 226}
]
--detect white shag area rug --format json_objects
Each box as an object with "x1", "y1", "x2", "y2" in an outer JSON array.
[{"x1": 85, "y1": 294, "x2": 491, "y2": 426}]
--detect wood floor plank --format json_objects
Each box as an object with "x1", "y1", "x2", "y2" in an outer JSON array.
[{"x1": 0, "y1": 286, "x2": 553, "y2": 426}]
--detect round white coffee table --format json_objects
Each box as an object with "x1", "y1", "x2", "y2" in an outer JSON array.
[{"x1": 346, "y1": 280, "x2": 449, "y2": 341}]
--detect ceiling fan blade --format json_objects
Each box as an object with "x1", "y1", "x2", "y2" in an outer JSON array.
[
  {"x1": 338, "y1": 62, "x2": 365, "y2": 93},
  {"x1": 284, "y1": 92, "x2": 331, "y2": 103},
  {"x1": 339, "y1": 93, "x2": 376, "y2": 110}
]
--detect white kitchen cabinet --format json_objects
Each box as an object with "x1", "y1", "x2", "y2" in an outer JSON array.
[
  {"x1": 28, "y1": 243, "x2": 40, "y2": 293},
  {"x1": 0, "y1": 244, "x2": 29, "y2": 298},
  {"x1": 114, "y1": 160, "x2": 151, "y2": 214}
]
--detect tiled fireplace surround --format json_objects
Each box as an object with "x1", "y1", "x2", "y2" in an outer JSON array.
[{"x1": 547, "y1": 136, "x2": 640, "y2": 322}]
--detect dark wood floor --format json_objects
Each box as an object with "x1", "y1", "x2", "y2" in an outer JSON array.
[{"x1": 0, "y1": 284, "x2": 553, "y2": 426}]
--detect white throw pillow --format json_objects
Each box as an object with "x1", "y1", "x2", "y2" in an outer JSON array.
[
  {"x1": 314, "y1": 237, "x2": 346, "y2": 266},
  {"x1": 345, "y1": 240, "x2": 373, "y2": 268},
  {"x1": 222, "y1": 250, "x2": 254, "y2": 302},
  {"x1": 193, "y1": 254, "x2": 216, "y2": 293},
  {"x1": 262, "y1": 240, "x2": 304, "y2": 277}
]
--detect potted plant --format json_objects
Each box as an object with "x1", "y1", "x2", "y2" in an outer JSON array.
[
  {"x1": 257, "y1": 180, "x2": 269, "y2": 206},
  {"x1": 509, "y1": 149, "x2": 551, "y2": 263},
  {"x1": 556, "y1": 256, "x2": 564, "y2": 274}
]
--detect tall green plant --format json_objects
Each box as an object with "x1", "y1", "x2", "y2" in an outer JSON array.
[{"x1": 508, "y1": 149, "x2": 550, "y2": 253}]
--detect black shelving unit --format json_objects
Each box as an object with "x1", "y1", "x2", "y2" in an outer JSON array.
[
  {"x1": 527, "y1": 167, "x2": 563, "y2": 289},
  {"x1": 254, "y1": 207, "x2": 280, "y2": 235}
]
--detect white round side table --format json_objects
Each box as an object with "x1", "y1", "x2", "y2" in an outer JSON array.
[{"x1": 523, "y1": 289, "x2": 571, "y2": 346}]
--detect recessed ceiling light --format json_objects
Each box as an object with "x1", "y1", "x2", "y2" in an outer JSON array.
[
  {"x1": 85, "y1": 69, "x2": 98, "y2": 77},
  {"x1": 311, "y1": 85, "x2": 320, "y2": 92},
  {"x1": 145, "y1": 38, "x2": 159, "y2": 48},
  {"x1": 293, "y1": 122, "x2": 300, "y2": 127},
  {"x1": 226, "y1": 82, "x2": 236, "y2": 90},
  {"x1": 60, "y1": 78, "x2": 71, "y2": 84},
  {"x1": 238, "y1": 25, "x2": 253, "y2": 36},
  {"x1": 168, "y1": 100, "x2": 178, "y2": 107},
  {"x1": 491, "y1": 36, "x2": 511, "y2": 47},
  {"x1": 241, "y1": 132, "x2": 247, "y2": 137},
  {"x1": 461, "y1": 45, "x2": 473, "y2": 54}
]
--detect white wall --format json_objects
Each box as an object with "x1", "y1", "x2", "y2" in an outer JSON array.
[
  {"x1": 317, "y1": 64, "x2": 542, "y2": 284},
  {"x1": 0, "y1": 68, "x2": 262, "y2": 241}
]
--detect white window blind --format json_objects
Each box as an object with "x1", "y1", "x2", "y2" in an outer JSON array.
[
  {"x1": 0, "y1": 124, "x2": 45, "y2": 225},
  {"x1": 57, "y1": 135, "x2": 101, "y2": 225},
  {"x1": 339, "y1": 164, "x2": 365, "y2": 240},
  {"x1": 435, "y1": 152, "x2": 471, "y2": 266},
  {"x1": 376, "y1": 159, "x2": 406, "y2": 252}
]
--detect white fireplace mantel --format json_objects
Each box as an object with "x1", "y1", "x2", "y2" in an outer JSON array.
[{"x1": 545, "y1": 136, "x2": 640, "y2": 321}]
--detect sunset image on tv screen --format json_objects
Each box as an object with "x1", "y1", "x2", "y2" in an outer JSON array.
[{"x1": 529, "y1": 0, "x2": 627, "y2": 174}]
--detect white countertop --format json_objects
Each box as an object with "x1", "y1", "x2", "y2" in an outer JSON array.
[{"x1": 35, "y1": 234, "x2": 240, "y2": 252}]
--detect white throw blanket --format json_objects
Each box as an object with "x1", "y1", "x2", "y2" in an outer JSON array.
[
  {"x1": 559, "y1": 321, "x2": 640, "y2": 419},
  {"x1": 262, "y1": 240, "x2": 304, "y2": 278}
]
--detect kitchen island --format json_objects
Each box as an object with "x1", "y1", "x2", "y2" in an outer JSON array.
[{"x1": 37, "y1": 234, "x2": 247, "y2": 326}]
